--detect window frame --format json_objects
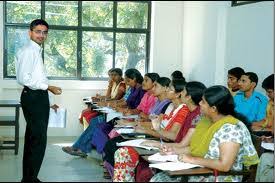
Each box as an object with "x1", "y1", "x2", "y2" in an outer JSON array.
[
  {"x1": 231, "y1": 1, "x2": 263, "y2": 7},
  {"x1": 3, "y1": 1, "x2": 151, "y2": 80}
]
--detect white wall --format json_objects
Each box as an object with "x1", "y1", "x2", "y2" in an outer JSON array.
[
  {"x1": 0, "y1": 1, "x2": 185, "y2": 137},
  {"x1": 150, "y1": 1, "x2": 184, "y2": 77},
  {"x1": 182, "y1": 1, "x2": 229, "y2": 86},
  {"x1": 225, "y1": 1, "x2": 274, "y2": 92},
  {"x1": 182, "y1": 1, "x2": 274, "y2": 92}
]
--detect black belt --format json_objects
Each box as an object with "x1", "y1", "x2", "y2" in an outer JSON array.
[{"x1": 23, "y1": 86, "x2": 31, "y2": 90}]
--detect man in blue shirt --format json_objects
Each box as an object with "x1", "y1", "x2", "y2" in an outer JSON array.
[{"x1": 234, "y1": 72, "x2": 268, "y2": 125}]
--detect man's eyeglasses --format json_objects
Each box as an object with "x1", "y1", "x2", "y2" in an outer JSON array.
[{"x1": 32, "y1": 30, "x2": 48, "y2": 36}]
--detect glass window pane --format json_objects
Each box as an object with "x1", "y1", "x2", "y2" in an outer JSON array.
[
  {"x1": 82, "y1": 31, "x2": 113, "y2": 78},
  {"x1": 6, "y1": 1, "x2": 41, "y2": 24},
  {"x1": 117, "y1": 2, "x2": 148, "y2": 29},
  {"x1": 44, "y1": 30, "x2": 77, "y2": 77},
  {"x1": 45, "y1": 1, "x2": 78, "y2": 26},
  {"x1": 82, "y1": 1, "x2": 113, "y2": 27},
  {"x1": 115, "y1": 33, "x2": 146, "y2": 76},
  {"x1": 6, "y1": 27, "x2": 29, "y2": 76}
]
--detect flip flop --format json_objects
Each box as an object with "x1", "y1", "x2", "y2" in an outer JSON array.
[{"x1": 62, "y1": 146, "x2": 87, "y2": 158}]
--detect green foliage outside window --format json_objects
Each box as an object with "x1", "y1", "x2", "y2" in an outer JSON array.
[{"x1": 4, "y1": 1, "x2": 150, "y2": 79}]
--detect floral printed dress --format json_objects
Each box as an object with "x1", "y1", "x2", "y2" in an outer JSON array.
[
  {"x1": 150, "y1": 121, "x2": 258, "y2": 182},
  {"x1": 113, "y1": 147, "x2": 140, "y2": 182}
]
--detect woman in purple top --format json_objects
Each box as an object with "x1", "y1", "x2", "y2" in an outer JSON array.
[{"x1": 120, "y1": 68, "x2": 146, "y2": 109}]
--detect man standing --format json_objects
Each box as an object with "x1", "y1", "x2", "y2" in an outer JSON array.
[{"x1": 15, "y1": 19, "x2": 62, "y2": 182}]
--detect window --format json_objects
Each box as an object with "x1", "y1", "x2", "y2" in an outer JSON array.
[
  {"x1": 3, "y1": 1, "x2": 151, "y2": 80},
  {"x1": 231, "y1": 1, "x2": 263, "y2": 6}
]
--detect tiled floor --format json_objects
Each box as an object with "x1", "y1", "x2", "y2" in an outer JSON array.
[{"x1": 0, "y1": 136, "x2": 109, "y2": 182}]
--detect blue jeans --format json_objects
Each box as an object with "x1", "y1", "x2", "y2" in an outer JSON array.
[{"x1": 72, "y1": 115, "x2": 105, "y2": 153}]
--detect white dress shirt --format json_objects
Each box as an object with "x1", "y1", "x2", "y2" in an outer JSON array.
[{"x1": 15, "y1": 40, "x2": 48, "y2": 90}]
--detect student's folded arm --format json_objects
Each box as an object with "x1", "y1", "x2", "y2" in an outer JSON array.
[
  {"x1": 251, "y1": 119, "x2": 265, "y2": 127},
  {"x1": 158, "y1": 123, "x2": 182, "y2": 141},
  {"x1": 177, "y1": 128, "x2": 195, "y2": 147},
  {"x1": 125, "y1": 108, "x2": 140, "y2": 115},
  {"x1": 114, "y1": 87, "x2": 126, "y2": 100},
  {"x1": 173, "y1": 146, "x2": 190, "y2": 155}
]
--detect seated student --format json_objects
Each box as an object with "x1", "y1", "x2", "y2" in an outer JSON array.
[
  {"x1": 92, "y1": 69, "x2": 115, "y2": 102},
  {"x1": 135, "y1": 78, "x2": 189, "y2": 141},
  {"x1": 117, "y1": 77, "x2": 172, "y2": 126},
  {"x1": 107, "y1": 86, "x2": 131, "y2": 109},
  {"x1": 118, "y1": 73, "x2": 160, "y2": 119},
  {"x1": 80, "y1": 68, "x2": 126, "y2": 129},
  {"x1": 90, "y1": 72, "x2": 159, "y2": 154},
  {"x1": 255, "y1": 136, "x2": 274, "y2": 182},
  {"x1": 151, "y1": 85, "x2": 259, "y2": 182},
  {"x1": 99, "y1": 69, "x2": 143, "y2": 109},
  {"x1": 61, "y1": 68, "x2": 145, "y2": 157},
  {"x1": 252, "y1": 74, "x2": 274, "y2": 133},
  {"x1": 102, "y1": 78, "x2": 188, "y2": 179},
  {"x1": 171, "y1": 70, "x2": 185, "y2": 82},
  {"x1": 147, "y1": 77, "x2": 173, "y2": 118},
  {"x1": 254, "y1": 75, "x2": 274, "y2": 182},
  {"x1": 227, "y1": 67, "x2": 245, "y2": 96},
  {"x1": 97, "y1": 68, "x2": 126, "y2": 102},
  {"x1": 112, "y1": 81, "x2": 206, "y2": 182},
  {"x1": 234, "y1": 72, "x2": 268, "y2": 126},
  {"x1": 79, "y1": 68, "x2": 114, "y2": 127}
]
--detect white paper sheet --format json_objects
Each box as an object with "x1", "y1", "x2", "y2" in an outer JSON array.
[
  {"x1": 149, "y1": 162, "x2": 202, "y2": 171},
  {"x1": 261, "y1": 142, "x2": 274, "y2": 151},
  {"x1": 83, "y1": 96, "x2": 93, "y2": 103},
  {"x1": 48, "y1": 108, "x2": 66, "y2": 128},
  {"x1": 148, "y1": 153, "x2": 179, "y2": 162},
  {"x1": 93, "y1": 107, "x2": 115, "y2": 113},
  {"x1": 115, "y1": 128, "x2": 135, "y2": 134},
  {"x1": 119, "y1": 115, "x2": 139, "y2": 120},
  {"x1": 116, "y1": 139, "x2": 159, "y2": 151},
  {"x1": 106, "y1": 112, "x2": 123, "y2": 122},
  {"x1": 114, "y1": 124, "x2": 135, "y2": 128},
  {"x1": 106, "y1": 112, "x2": 139, "y2": 122}
]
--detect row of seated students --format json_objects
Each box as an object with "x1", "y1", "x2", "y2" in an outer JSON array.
[
  {"x1": 62, "y1": 67, "x2": 274, "y2": 182},
  {"x1": 79, "y1": 68, "x2": 127, "y2": 130}
]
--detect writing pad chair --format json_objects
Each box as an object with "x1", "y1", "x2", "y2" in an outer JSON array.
[{"x1": 141, "y1": 134, "x2": 262, "y2": 182}]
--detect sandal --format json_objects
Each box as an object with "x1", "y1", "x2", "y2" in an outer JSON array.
[
  {"x1": 103, "y1": 171, "x2": 111, "y2": 179},
  {"x1": 62, "y1": 146, "x2": 87, "y2": 158}
]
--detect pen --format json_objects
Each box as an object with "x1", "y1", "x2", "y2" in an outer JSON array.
[{"x1": 160, "y1": 137, "x2": 164, "y2": 148}]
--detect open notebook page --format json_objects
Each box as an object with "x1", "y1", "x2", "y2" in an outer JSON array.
[
  {"x1": 149, "y1": 162, "x2": 202, "y2": 171},
  {"x1": 116, "y1": 139, "x2": 159, "y2": 151}
]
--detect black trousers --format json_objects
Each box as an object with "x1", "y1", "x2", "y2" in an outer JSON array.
[
  {"x1": 103, "y1": 136, "x2": 126, "y2": 166},
  {"x1": 20, "y1": 87, "x2": 50, "y2": 182}
]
